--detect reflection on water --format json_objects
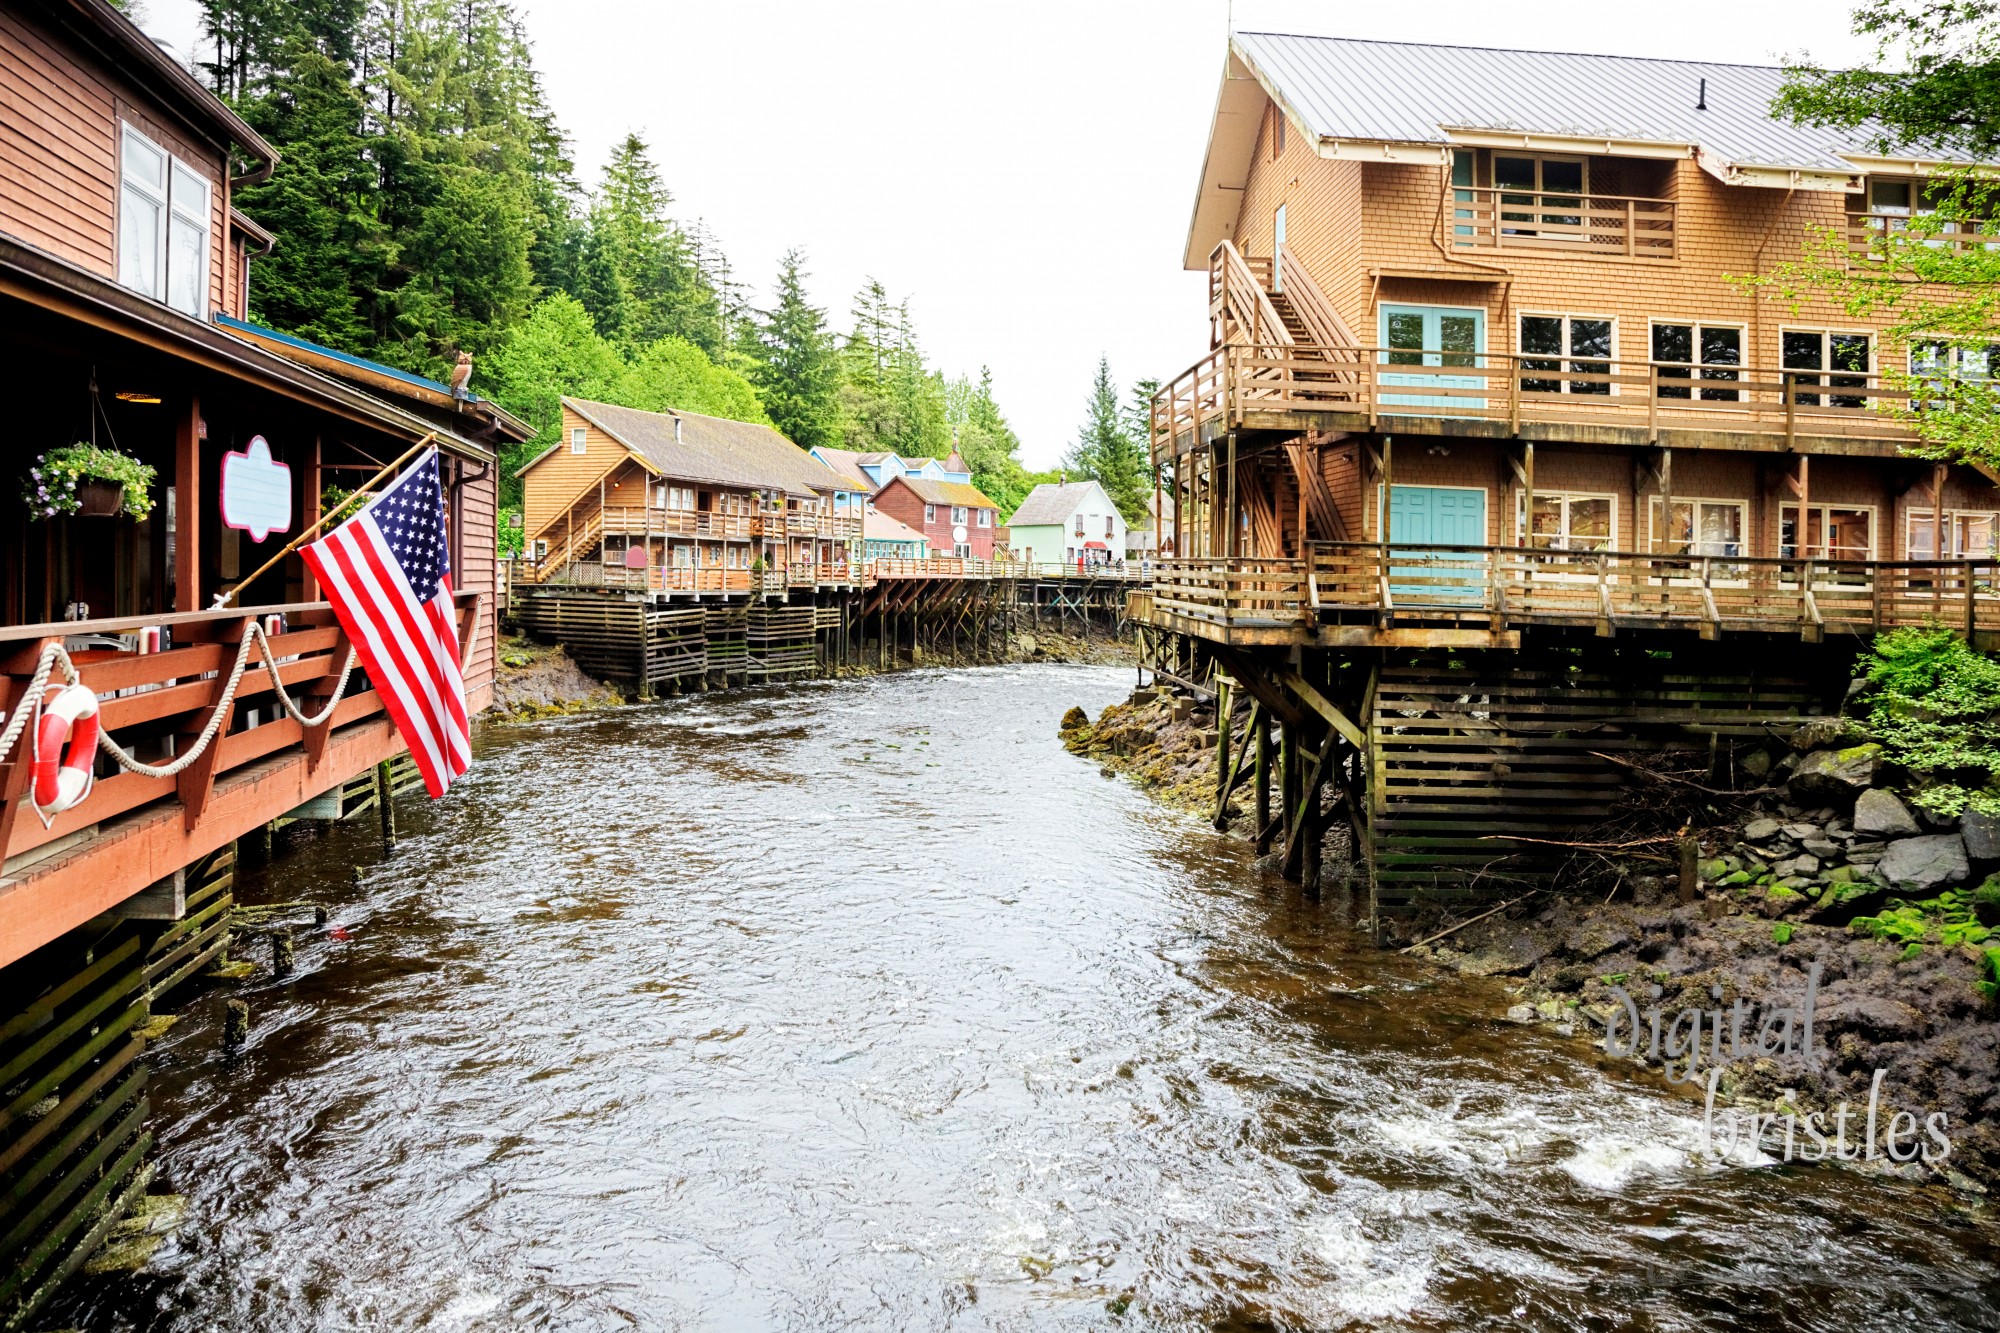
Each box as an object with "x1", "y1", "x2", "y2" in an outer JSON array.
[{"x1": 53, "y1": 665, "x2": 2000, "y2": 1330}]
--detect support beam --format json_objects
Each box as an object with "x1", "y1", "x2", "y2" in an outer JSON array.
[{"x1": 1279, "y1": 670, "x2": 1367, "y2": 753}]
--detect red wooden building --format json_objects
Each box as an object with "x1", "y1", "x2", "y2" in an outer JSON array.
[
  {"x1": 0, "y1": 1, "x2": 518, "y2": 1312},
  {"x1": 870, "y1": 475, "x2": 1000, "y2": 560}
]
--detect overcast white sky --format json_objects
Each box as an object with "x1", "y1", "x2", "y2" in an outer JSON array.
[{"x1": 143, "y1": 1, "x2": 1875, "y2": 467}]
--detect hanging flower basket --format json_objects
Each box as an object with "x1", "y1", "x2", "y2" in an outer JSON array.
[
  {"x1": 75, "y1": 479, "x2": 127, "y2": 517},
  {"x1": 23, "y1": 444, "x2": 157, "y2": 520}
]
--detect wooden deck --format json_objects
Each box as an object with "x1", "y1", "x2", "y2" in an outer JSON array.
[
  {"x1": 1133, "y1": 545, "x2": 2000, "y2": 647},
  {"x1": 512, "y1": 556, "x2": 1153, "y2": 597},
  {"x1": 1152, "y1": 341, "x2": 1922, "y2": 460},
  {"x1": 0, "y1": 596, "x2": 485, "y2": 969}
]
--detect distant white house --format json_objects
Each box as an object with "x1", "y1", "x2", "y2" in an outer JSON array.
[
  {"x1": 1006, "y1": 479, "x2": 1126, "y2": 567},
  {"x1": 1125, "y1": 490, "x2": 1177, "y2": 559}
]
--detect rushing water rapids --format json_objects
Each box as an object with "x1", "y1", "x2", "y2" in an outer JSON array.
[{"x1": 52, "y1": 664, "x2": 2000, "y2": 1330}]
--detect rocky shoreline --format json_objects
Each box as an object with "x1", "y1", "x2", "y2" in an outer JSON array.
[{"x1": 1061, "y1": 678, "x2": 2000, "y2": 1193}]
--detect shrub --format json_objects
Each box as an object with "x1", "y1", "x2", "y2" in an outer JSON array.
[{"x1": 1857, "y1": 626, "x2": 2000, "y2": 816}]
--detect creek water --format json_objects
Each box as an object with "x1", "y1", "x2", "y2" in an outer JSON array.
[{"x1": 52, "y1": 664, "x2": 2000, "y2": 1331}]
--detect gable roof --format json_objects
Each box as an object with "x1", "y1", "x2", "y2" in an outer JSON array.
[
  {"x1": 864, "y1": 508, "x2": 927, "y2": 545},
  {"x1": 882, "y1": 474, "x2": 999, "y2": 510},
  {"x1": 1008, "y1": 480, "x2": 1113, "y2": 527},
  {"x1": 1192, "y1": 32, "x2": 1978, "y2": 267},
  {"x1": 807, "y1": 445, "x2": 878, "y2": 491},
  {"x1": 557, "y1": 397, "x2": 841, "y2": 497}
]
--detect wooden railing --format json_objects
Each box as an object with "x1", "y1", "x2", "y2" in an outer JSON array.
[
  {"x1": 1152, "y1": 342, "x2": 1918, "y2": 459},
  {"x1": 509, "y1": 556, "x2": 1158, "y2": 593},
  {"x1": 1140, "y1": 545, "x2": 2000, "y2": 640},
  {"x1": 1209, "y1": 240, "x2": 1292, "y2": 348},
  {"x1": 1847, "y1": 210, "x2": 1998, "y2": 264},
  {"x1": 1449, "y1": 186, "x2": 1676, "y2": 260},
  {"x1": 0, "y1": 595, "x2": 476, "y2": 869}
]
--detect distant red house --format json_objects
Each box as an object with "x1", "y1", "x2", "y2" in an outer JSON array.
[{"x1": 872, "y1": 475, "x2": 1000, "y2": 559}]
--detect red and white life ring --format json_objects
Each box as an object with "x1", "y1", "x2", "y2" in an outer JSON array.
[{"x1": 33, "y1": 683, "x2": 100, "y2": 815}]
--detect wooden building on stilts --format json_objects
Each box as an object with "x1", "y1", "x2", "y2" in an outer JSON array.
[
  {"x1": 1133, "y1": 33, "x2": 2000, "y2": 927},
  {"x1": 0, "y1": 1, "x2": 514, "y2": 1318}
]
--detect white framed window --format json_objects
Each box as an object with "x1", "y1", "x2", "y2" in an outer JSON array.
[
  {"x1": 569, "y1": 426, "x2": 587, "y2": 454},
  {"x1": 951, "y1": 505, "x2": 969, "y2": 524},
  {"x1": 1910, "y1": 509, "x2": 2000, "y2": 560},
  {"x1": 1651, "y1": 321, "x2": 1744, "y2": 401},
  {"x1": 954, "y1": 543, "x2": 971, "y2": 558},
  {"x1": 1781, "y1": 503, "x2": 1876, "y2": 560},
  {"x1": 977, "y1": 510, "x2": 991, "y2": 527},
  {"x1": 1910, "y1": 339, "x2": 1998, "y2": 384},
  {"x1": 1649, "y1": 497, "x2": 1746, "y2": 557},
  {"x1": 924, "y1": 504, "x2": 936, "y2": 523},
  {"x1": 119, "y1": 124, "x2": 210, "y2": 315},
  {"x1": 1519, "y1": 314, "x2": 1614, "y2": 396},
  {"x1": 1782, "y1": 330, "x2": 1873, "y2": 408},
  {"x1": 1521, "y1": 491, "x2": 1615, "y2": 551}
]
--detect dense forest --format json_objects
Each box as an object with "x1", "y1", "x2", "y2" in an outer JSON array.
[{"x1": 183, "y1": 0, "x2": 1157, "y2": 537}]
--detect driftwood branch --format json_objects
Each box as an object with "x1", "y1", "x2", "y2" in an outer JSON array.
[
  {"x1": 1398, "y1": 892, "x2": 1537, "y2": 953},
  {"x1": 1587, "y1": 750, "x2": 1777, "y2": 796}
]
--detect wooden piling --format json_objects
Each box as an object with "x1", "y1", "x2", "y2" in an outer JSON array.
[{"x1": 375, "y1": 760, "x2": 395, "y2": 850}]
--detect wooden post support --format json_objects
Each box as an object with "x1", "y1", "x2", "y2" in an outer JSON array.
[
  {"x1": 1678, "y1": 831, "x2": 1700, "y2": 905},
  {"x1": 174, "y1": 395, "x2": 202, "y2": 613},
  {"x1": 1254, "y1": 714, "x2": 1272, "y2": 847},
  {"x1": 1282, "y1": 728, "x2": 1340, "y2": 880},
  {"x1": 178, "y1": 617, "x2": 251, "y2": 831},
  {"x1": 376, "y1": 759, "x2": 396, "y2": 849}
]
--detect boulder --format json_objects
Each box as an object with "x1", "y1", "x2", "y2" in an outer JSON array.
[
  {"x1": 1455, "y1": 932, "x2": 1549, "y2": 977},
  {"x1": 1852, "y1": 788, "x2": 1920, "y2": 839},
  {"x1": 1740, "y1": 749, "x2": 1774, "y2": 779},
  {"x1": 1742, "y1": 817, "x2": 1784, "y2": 843},
  {"x1": 1818, "y1": 996, "x2": 1924, "y2": 1041},
  {"x1": 1876, "y1": 833, "x2": 1969, "y2": 892},
  {"x1": 1782, "y1": 823, "x2": 1821, "y2": 840},
  {"x1": 1786, "y1": 744, "x2": 1884, "y2": 805},
  {"x1": 1773, "y1": 854, "x2": 1820, "y2": 877},
  {"x1": 1790, "y1": 716, "x2": 1864, "y2": 751},
  {"x1": 1961, "y1": 809, "x2": 2000, "y2": 862},
  {"x1": 1802, "y1": 837, "x2": 1843, "y2": 860}
]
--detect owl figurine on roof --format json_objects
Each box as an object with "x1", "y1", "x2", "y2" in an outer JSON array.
[{"x1": 448, "y1": 350, "x2": 473, "y2": 399}]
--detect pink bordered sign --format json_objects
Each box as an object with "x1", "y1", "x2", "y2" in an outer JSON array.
[{"x1": 220, "y1": 435, "x2": 293, "y2": 542}]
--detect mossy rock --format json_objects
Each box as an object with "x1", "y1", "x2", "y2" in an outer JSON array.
[
  {"x1": 1700, "y1": 858, "x2": 1731, "y2": 881},
  {"x1": 1720, "y1": 869, "x2": 1754, "y2": 886},
  {"x1": 1059, "y1": 706, "x2": 1089, "y2": 731}
]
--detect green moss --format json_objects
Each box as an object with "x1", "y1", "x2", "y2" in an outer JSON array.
[
  {"x1": 1721, "y1": 869, "x2": 1754, "y2": 886},
  {"x1": 1772, "y1": 923, "x2": 1795, "y2": 944},
  {"x1": 1600, "y1": 972, "x2": 1629, "y2": 986},
  {"x1": 1900, "y1": 941, "x2": 1925, "y2": 962}
]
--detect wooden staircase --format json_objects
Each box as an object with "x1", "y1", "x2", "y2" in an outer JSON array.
[{"x1": 527, "y1": 506, "x2": 604, "y2": 583}]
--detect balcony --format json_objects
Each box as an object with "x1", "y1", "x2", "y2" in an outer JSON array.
[
  {"x1": 1846, "y1": 210, "x2": 1998, "y2": 265},
  {"x1": 1151, "y1": 343, "x2": 1918, "y2": 461},
  {"x1": 1449, "y1": 186, "x2": 1675, "y2": 261},
  {"x1": 0, "y1": 596, "x2": 479, "y2": 965},
  {"x1": 1134, "y1": 546, "x2": 2000, "y2": 648},
  {"x1": 599, "y1": 506, "x2": 756, "y2": 539}
]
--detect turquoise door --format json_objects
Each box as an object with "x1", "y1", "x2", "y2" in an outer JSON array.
[
  {"x1": 1387, "y1": 485, "x2": 1487, "y2": 602},
  {"x1": 1379, "y1": 304, "x2": 1487, "y2": 412}
]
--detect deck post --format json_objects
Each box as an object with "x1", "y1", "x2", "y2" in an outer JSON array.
[{"x1": 1254, "y1": 712, "x2": 1273, "y2": 849}]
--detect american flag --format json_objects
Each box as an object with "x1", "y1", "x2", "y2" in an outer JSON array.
[{"x1": 302, "y1": 449, "x2": 471, "y2": 797}]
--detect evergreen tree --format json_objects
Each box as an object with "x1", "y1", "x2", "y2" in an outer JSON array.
[
  {"x1": 586, "y1": 134, "x2": 723, "y2": 353},
  {"x1": 616, "y1": 338, "x2": 770, "y2": 427},
  {"x1": 483, "y1": 293, "x2": 627, "y2": 487},
  {"x1": 235, "y1": 47, "x2": 383, "y2": 351},
  {"x1": 740, "y1": 249, "x2": 843, "y2": 449},
  {"x1": 945, "y1": 367, "x2": 1038, "y2": 514},
  {"x1": 1064, "y1": 357, "x2": 1150, "y2": 521}
]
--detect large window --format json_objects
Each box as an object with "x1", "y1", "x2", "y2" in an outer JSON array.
[
  {"x1": 1651, "y1": 323, "x2": 1742, "y2": 401},
  {"x1": 1523, "y1": 491, "x2": 1614, "y2": 551},
  {"x1": 1650, "y1": 498, "x2": 1745, "y2": 557},
  {"x1": 119, "y1": 124, "x2": 209, "y2": 317},
  {"x1": 1520, "y1": 315, "x2": 1613, "y2": 395},
  {"x1": 1781, "y1": 504, "x2": 1875, "y2": 560},
  {"x1": 1495, "y1": 154, "x2": 1586, "y2": 237},
  {"x1": 1910, "y1": 510, "x2": 2000, "y2": 561},
  {"x1": 1783, "y1": 330, "x2": 1872, "y2": 408}
]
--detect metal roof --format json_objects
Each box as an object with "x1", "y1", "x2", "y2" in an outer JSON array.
[
  {"x1": 1231, "y1": 32, "x2": 1947, "y2": 171},
  {"x1": 882, "y1": 475, "x2": 999, "y2": 511}
]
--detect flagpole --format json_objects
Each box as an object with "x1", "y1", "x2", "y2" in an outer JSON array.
[{"x1": 212, "y1": 431, "x2": 439, "y2": 608}]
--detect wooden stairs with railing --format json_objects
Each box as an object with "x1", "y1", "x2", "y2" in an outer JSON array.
[{"x1": 526, "y1": 507, "x2": 605, "y2": 583}]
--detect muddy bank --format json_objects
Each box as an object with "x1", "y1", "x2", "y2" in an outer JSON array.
[{"x1": 1060, "y1": 685, "x2": 2000, "y2": 1192}]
